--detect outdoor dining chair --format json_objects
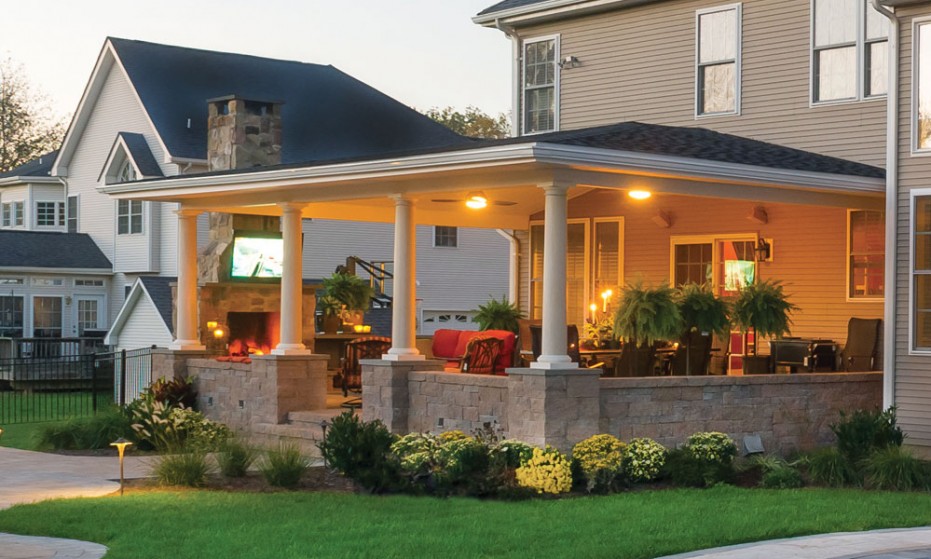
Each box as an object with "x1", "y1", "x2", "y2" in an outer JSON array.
[
  {"x1": 460, "y1": 336, "x2": 504, "y2": 374},
  {"x1": 839, "y1": 318, "x2": 881, "y2": 372},
  {"x1": 341, "y1": 336, "x2": 392, "y2": 403}
]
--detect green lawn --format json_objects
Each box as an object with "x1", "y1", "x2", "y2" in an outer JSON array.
[
  {"x1": 0, "y1": 422, "x2": 43, "y2": 450},
  {"x1": 0, "y1": 486, "x2": 930, "y2": 558},
  {"x1": 0, "y1": 391, "x2": 113, "y2": 450}
]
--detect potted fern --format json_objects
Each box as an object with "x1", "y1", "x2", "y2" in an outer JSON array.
[
  {"x1": 732, "y1": 279, "x2": 796, "y2": 374},
  {"x1": 322, "y1": 272, "x2": 375, "y2": 330},
  {"x1": 317, "y1": 295, "x2": 342, "y2": 335},
  {"x1": 473, "y1": 296, "x2": 523, "y2": 334},
  {"x1": 677, "y1": 283, "x2": 730, "y2": 375},
  {"x1": 613, "y1": 281, "x2": 683, "y2": 376}
]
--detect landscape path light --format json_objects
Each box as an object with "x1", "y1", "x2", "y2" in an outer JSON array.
[{"x1": 110, "y1": 438, "x2": 133, "y2": 496}]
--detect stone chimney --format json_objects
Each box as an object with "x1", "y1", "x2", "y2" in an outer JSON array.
[
  {"x1": 199, "y1": 97, "x2": 283, "y2": 283},
  {"x1": 207, "y1": 96, "x2": 283, "y2": 171}
]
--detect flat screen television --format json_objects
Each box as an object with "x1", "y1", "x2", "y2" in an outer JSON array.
[{"x1": 230, "y1": 233, "x2": 284, "y2": 280}]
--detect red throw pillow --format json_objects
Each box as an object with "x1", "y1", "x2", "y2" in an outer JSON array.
[{"x1": 432, "y1": 329, "x2": 461, "y2": 359}]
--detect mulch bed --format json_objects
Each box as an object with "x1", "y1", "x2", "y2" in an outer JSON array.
[{"x1": 124, "y1": 467, "x2": 360, "y2": 494}]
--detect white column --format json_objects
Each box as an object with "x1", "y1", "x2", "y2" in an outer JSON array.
[
  {"x1": 169, "y1": 208, "x2": 205, "y2": 351},
  {"x1": 273, "y1": 202, "x2": 310, "y2": 356},
  {"x1": 533, "y1": 183, "x2": 576, "y2": 369},
  {"x1": 385, "y1": 196, "x2": 423, "y2": 361}
]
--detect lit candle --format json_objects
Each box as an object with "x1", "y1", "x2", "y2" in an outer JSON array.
[{"x1": 601, "y1": 289, "x2": 613, "y2": 313}]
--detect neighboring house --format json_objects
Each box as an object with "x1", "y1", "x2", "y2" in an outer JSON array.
[
  {"x1": 4, "y1": 38, "x2": 510, "y2": 348},
  {"x1": 0, "y1": 154, "x2": 111, "y2": 340}
]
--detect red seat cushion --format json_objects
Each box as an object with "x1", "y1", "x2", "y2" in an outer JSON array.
[
  {"x1": 482, "y1": 330, "x2": 516, "y2": 373},
  {"x1": 432, "y1": 329, "x2": 462, "y2": 359},
  {"x1": 454, "y1": 330, "x2": 481, "y2": 360}
]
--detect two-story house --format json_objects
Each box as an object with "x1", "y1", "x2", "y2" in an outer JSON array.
[
  {"x1": 106, "y1": 1, "x2": 899, "y2": 453},
  {"x1": 0, "y1": 38, "x2": 511, "y2": 351}
]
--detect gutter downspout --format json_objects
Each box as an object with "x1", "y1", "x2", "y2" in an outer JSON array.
[
  {"x1": 872, "y1": 0, "x2": 898, "y2": 409},
  {"x1": 496, "y1": 228, "x2": 520, "y2": 304},
  {"x1": 495, "y1": 18, "x2": 521, "y2": 137}
]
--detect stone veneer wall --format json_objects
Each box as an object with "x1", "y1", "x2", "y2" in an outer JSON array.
[
  {"x1": 197, "y1": 283, "x2": 318, "y2": 350},
  {"x1": 363, "y1": 362, "x2": 883, "y2": 454},
  {"x1": 600, "y1": 373, "x2": 883, "y2": 454},
  {"x1": 187, "y1": 355, "x2": 328, "y2": 431}
]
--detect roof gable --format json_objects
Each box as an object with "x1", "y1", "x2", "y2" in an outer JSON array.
[
  {"x1": 105, "y1": 276, "x2": 174, "y2": 346},
  {"x1": 98, "y1": 133, "x2": 164, "y2": 183}
]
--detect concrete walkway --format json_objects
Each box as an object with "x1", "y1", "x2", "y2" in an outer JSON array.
[
  {"x1": 0, "y1": 446, "x2": 153, "y2": 558},
  {"x1": 658, "y1": 527, "x2": 931, "y2": 559}
]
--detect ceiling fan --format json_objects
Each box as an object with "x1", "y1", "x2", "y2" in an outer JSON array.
[{"x1": 431, "y1": 191, "x2": 518, "y2": 209}]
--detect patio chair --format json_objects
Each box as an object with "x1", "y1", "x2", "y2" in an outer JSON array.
[
  {"x1": 613, "y1": 341, "x2": 657, "y2": 377},
  {"x1": 529, "y1": 323, "x2": 585, "y2": 364},
  {"x1": 668, "y1": 331, "x2": 713, "y2": 376},
  {"x1": 517, "y1": 318, "x2": 541, "y2": 366},
  {"x1": 341, "y1": 336, "x2": 392, "y2": 400},
  {"x1": 460, "y1": 336, "x2": 504, "y2": 374},
  {"x1": 839, "y1": 318, "x2": 881, "y2": 372}
]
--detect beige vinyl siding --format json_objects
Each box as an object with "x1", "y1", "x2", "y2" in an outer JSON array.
[
  {"x1": 113, "y1": 293, "x2": 172, "y2": 351},
  {"x1": 301, "y1": 219, "x2": 508, "y2": 312},
  {"x1": 516, "y1": 0, "x2": 886, "y2": 166},
  {"x1": 893, "y1": 8, "x2": 931, "y2": 448},
  {"x1": 521, "y1": 188, "x2": 882, "y2": 347}
]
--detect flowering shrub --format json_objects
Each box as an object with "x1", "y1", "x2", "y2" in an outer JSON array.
[
  {"x1": 391, "y1": 433, "x2": 437, "y2": 475},
  {"x1": 623, "y1": 438, "x2": 667, "y2": 482},
  {"x1": 684, "y1": 432, "x2": 737, "y2": 464},
  {"x1": 492, "y1": 440, "x2": 534, "y2": 469},
  {"x1": 437, "y1": 430, "x2": 470, "y2": 443},
  {"x1": 515, "y1": 446, "x2": 573, "y2": 495},
  {"x1": 572, "y1": 434, "x2": 627, "y2": 492}
]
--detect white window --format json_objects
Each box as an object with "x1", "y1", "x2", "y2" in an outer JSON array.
[
  {"x1": 813, "y1": 0, "x2": 889, "y2": 103},
  {"x1": 848, "y1": 210, "x2": 885, "y2": 299},
  {"x1": 0, "y1": 278, "x2": 24, "y2": 285},
  {"x1": 32, "y1": 278, "x2": 64, "y2": 287},
  {"x1": 696, "y1": 4, "x2": 741, "y2": 116},
  {"x1": 32, "y1": 296, "x2": 62, "y2": 338},
  {"x1": 434, "y1": 226, "x2": 458, "y2": 248},
  {"x1": 1, "y1": 203, "x2": 10, "y2": 227},
  {"x1": 67, "y1": 196, "x2": 78, "y2": 233},
  {"x1": 116, "y1": 160, "x2": 137, "y2": 183},
  {"x1": 914, "y1": 20, "x2": 931, "y2": 151},
  {"x1": 13, "y1": 202, "x2": 23, "y2": 227},
  {"x1": 0, "y1": 295, "x2": 24, "y2": 337},
  {"x1": 671, "y1": 234, "x2": 758, "y2": 297},
  {"x1": 912, "y1": 194, "x2": 931, "y2": 351},
  {"x1": 522, "y1": 36, "x2": 559, "y2": 134},
  {"x1": 75, "y1": 279, "x2": 105, "y2": 287},
  {"x1": 117, "y1": 200, "x2": 143, "y2": 235},
  {"x1": 36, "y1": 202, "x2": 64, "y2": 227},
  {"x1": 76, "y1": 299, "x2": 100, "y2": 334}
]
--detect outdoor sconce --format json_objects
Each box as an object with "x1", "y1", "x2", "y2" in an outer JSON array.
[
  {"x1": 110, "y1": 438, "x2": 133, "y2": 496},
  {"x1": 206, "y1": 320, "x2": 218, "y2": 329},
  {"x1": 755, "y1": 238, "x2": 772, "y2": 262},
  {"x1": 747, "y1": 206, "x2": 768, "y2": 225},
  {"x1": 651, "y1": 211, "x2": 672, "y2": 228},
  {"x1": 600, "y1": 289, "x2": 613, "y2": 313}
]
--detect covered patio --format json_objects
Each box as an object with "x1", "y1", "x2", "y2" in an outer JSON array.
[{"x1": 104, "y1": 122, "x2": 886, "y2": 452}]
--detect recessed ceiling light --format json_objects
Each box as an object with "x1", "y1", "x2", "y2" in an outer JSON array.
[{"x1": 628, "y1": 190, "x2": 652, "y2": 200}]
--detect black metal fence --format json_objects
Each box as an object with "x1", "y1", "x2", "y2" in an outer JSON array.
[{"x1": 0, "y1": 347, "x2": 153, "y2": 425}]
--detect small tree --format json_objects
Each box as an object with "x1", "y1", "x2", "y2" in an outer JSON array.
[
  {"x1": 0, "y1": 59, "x2": 66, "y2": 173},
  {"x1": 422, "y1": 106, "x2": 510, "y2": 139}
]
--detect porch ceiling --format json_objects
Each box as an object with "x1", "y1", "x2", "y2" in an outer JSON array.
[{"x1": 100, "y1": 138, "x2": 885, "y2": 229}]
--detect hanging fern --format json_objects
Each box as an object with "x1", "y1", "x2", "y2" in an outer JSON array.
[
  {"x1": 322, "y1": 273, "x2": 375, "y2": 312},
  {"x1": 677, "y1": 283, "x2": 730, "y2": 337},
  {"x1": 613, "y1": 280, "x2": 683, "y2": 346},
  {"x1": 473, "y1": 296, "x2": 524, "y2": 333},
  {"x1": 732, "y1": 279, "x2": 797, "y2": 340}
]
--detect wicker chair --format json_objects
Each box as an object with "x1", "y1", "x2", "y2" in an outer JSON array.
[
  {"x1": 341, "y1": 336, "x2": 392, "y2": 397},
  {"x1": 839, "y1": 318, "x2": 881, "y2": 372}
]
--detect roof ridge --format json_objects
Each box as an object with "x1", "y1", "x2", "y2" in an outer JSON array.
[{"x1": 107, "y1": 36, "x2": 334, "y2": 71}]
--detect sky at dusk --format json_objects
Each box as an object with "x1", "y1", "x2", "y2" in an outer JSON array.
[{"x1": 0, "y1": 0, "x2": 512, "y2": 122}]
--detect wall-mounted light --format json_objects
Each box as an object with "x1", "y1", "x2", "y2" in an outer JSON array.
[
  {"x1": 651, "y1": 211, "x2": 672, "y2": 228},
  {"x1": 628, "y1": 190, "x2": 652, "y2": 201},
  {"x1": 755, "y1": 238, "x2": 773, "y2": 262},
  {"x1": 558, "y1": 56, "x2": 580, "y2": 69},
  {"x1": 747, "y1": 206, "x2": 768, "y2": 225},
  {"x1": 465, "y1": 191, "x2": 488, "y2": 209}
]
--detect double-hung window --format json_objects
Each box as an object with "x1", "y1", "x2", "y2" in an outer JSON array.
[
  {"x1": 1, "y1": 203, "x2": 10, "y2": 228},
  {"x1": 812, "y1": 0, "x2": 889, "y2": 103},
  {"x1": 522, "y1": 36, "x2": 558, "y2": 134},
  {"x1": 36, "y1": 202, "x2": 65, "y2": 227},
  {"x1": 13, "y1": 202, "x2": 23, "y2": 227},
  {"x1": 67, "y1": 196, "x2": 78, "y2": 233},
  {"x1": 697, "y1": 4, "x2": 741, "y2": 116},
  {"x1": 117, "y1": 200, "x2": 143, "y2": 235},
  {"x1": 848, "y1": 210, "x2": 885, "y2": 299},
  {"x1": 913, "y1": 194, "x2": 931, "y2": 351},
  {"x1": 914, "y1": 20, "x2": 931, "y2": 151}
]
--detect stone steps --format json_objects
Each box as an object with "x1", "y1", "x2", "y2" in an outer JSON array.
[{"x1": 250, "y1": 408, "x2": 358, "y2": 458}]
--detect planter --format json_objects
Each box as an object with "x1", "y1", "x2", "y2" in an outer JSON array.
[
  {"x1": 743, "y1": 355, "x2": 772, "y2": 375},
  {"x1": 322, "y1": 315, "x2": 341, "y2": 335}
]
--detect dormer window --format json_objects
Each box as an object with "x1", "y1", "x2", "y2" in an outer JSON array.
[{"x1": 116, "y1": 160, "x2": 137, "y2": 183}]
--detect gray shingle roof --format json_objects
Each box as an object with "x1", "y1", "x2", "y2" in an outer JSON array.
[
  {"x1": 0, "y1": 231, "x2": 111, "y2": 270},
  {"x1": 138, "y1": 276, "x2": 174, "y2": 333},
  {"x1": 148, "y1": 121, "x2": 884, "y2": 181},
  {"x1": 0, "y1": 151, "x2": 59, "y2": 179},
  {"x1": 119, "y1": 133, "x2": 164, "y2": 177},
  {"x1": 478, "y1": 0, "x2": 553, "y2": 16},
  {"x1": 108, "y1": 38, "x2": 471, "y2": 164}
]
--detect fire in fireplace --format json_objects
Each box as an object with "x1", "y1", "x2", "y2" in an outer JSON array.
[{"x1": 227, "y1": 312, "x2": 280, "y2": 356}]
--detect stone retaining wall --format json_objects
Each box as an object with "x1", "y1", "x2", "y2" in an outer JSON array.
[{"x1": 363, "y1": 359, "x2": 883, "y2": 454}]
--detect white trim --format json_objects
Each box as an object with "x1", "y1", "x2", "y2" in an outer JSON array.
[
  {"x1": 102, "y1": 141, "x2": 885, "y2": 202},
  {"x1": 473, "y1": 0, "x2": 660, "y2": 26},
  {"x1": 520, "y1": 34, "x2": 560, "y2": 135},
  {"x1": 105, "y1": 278, "x2": 172, "y2": 345},
  {"x1": 911, "y1": 16, "x2": 931, "y2": 156},
  {"x1": 669, "y1": 232, "x2": 758, "y2": 288},
  {"x1": 432, "y1": 225, "x2": 459, "y2": 248},
  {"x1": 908, "y1": 189, "x2": 931, "y2": 355},
  {"x1": 695, "y1": 3, "x2": 742, "y2": 118},
  {"x1": 810, "y1": 0, "x2": 891, "y2": 106},
  {"x1": 0, "y1": 177, "x2": 64, "y2": 187},
  {"x1": 0, "y1": 267, "x2": 111, "y2": 275},
  {"x1": 846, "y1": 208, "x2": 886, "y2": 302},
  {"x1": 98, "y1": 134, "x2": 146, "y2": 184}
]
